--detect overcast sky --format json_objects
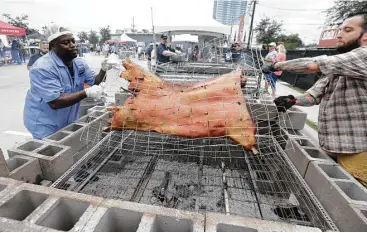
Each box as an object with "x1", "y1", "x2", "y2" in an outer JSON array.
[{"x1": 0, "y1": 0, "x2": 335, "y2": 44}]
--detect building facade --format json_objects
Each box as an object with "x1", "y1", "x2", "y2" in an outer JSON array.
[{"x1": 213, "y1": 0, "x2": 248, "y2": 25}]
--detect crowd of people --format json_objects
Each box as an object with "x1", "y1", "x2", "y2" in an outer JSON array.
[{"x1": 0, "y1": 38, "x2": 28, "y2": 65}]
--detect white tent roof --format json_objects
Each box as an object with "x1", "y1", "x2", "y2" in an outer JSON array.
[
  {"x1": 155, "y1": 18, "x2": 230, "y2": 37},
  {"x1": 172, "y1": 34, "x2": 198, "y2": 43},
  {"x1": 120, "y1": 33, "x2": 137, "y2": 43}
]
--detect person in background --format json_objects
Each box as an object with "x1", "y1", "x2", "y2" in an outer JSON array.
[
  {"x1": 11, "y1": 39, "x2": 21, "y2": 64},
  {"x1": 23, "y1": 24, "x2": 113, "y2": 139},
  {"x1": 0, "y1": 39, "x2": 5, "y2": 62},
  {"x1": 156, "y1": 34, "x2": 179, "y2": 64},
  {"x1": 262, "y1": 12, "x2": 367, "y2": 187},
  {"x1": 18, "y1": 39, "x2": 26, "y2": 63},
  {"x1": 27, "y1": 40, "x2": 49, "y2": 70},
  {"x1": 263, "y1": 42, "x2": 277, "y2": 96},
  {"x1": 269, "y1": 44, "x2": 287, "y2": 98},
  {"x1": 192, "y1": 45, "x2": 199, "y2": 62},
  {"x1": 95, "y1": 44, "x2": 101, "y2": 55}
]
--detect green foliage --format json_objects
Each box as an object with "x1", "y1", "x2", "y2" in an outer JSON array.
[
  {"x1": 254, "y1": 17, "x2": 283, "y2": 44},
  {"x1": 277, "y1": 34, "x2": 304, "y2": 50},
  {"x1": 88, "y1": 30, "x2": 99, "y2": 46},
  {"x1": 324, "y1": 0, "x2": 367, "y2": 26},
  {"x1": 99, "y1": 26, "x2": 111, "y2": 43},
  {"x1": 2, "y1": 13, "x2": 39, "y2": 35},
  {"x1": 255, "y1": 17, "x2": 304, "y2": 49},
  {"x1": 77, "y1": 31, "x2": 88, "y2": 43}
]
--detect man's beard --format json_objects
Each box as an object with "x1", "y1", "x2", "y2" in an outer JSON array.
[{"x1": 336, "y1": 34, "x2": 362, "y2": 54}]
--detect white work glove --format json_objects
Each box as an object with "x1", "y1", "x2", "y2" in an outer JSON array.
[{"x1": 85, "y1": 83, "x2": 105, "y2": 100}]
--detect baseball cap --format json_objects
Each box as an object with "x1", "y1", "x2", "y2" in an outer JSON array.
[
  {"x1": 268, "y1": 42, "x2": 276, "y2": 47},
  {"x1": 45, "y1": 24, "x2": 73, "y2": 42},
  {"x1": 161, "y1": 33, "x2": 168, "y2": 39}
]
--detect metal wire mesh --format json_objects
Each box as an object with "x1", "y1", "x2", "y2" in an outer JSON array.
[{"x1": 51, "y1": 41, "x2": 338, "y2": 231}]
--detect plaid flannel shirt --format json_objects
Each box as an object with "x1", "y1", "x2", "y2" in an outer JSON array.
[{"x1": 306, "y1": 46, "x2": 367, "y2": 154}]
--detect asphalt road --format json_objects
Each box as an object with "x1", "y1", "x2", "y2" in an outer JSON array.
[{"x1": 0, "y1": 53, "x2": 145, "y2": 158}]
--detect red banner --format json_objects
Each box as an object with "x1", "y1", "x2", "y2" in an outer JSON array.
[{"x1": 0, "y1": 21, "x2": 26, "y2": 36}]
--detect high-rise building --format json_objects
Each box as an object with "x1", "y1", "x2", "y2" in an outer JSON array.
[{"x1": 213, "y1": 0, "x2": 248, "y2": 25}]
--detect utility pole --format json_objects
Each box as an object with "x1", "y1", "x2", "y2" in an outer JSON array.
[
  {"x1": 132, "y1": 17, "x2": 136, "y2": 32},
  {"x1": 247, "y1": 0, "x2": 257, "y2": 49}
]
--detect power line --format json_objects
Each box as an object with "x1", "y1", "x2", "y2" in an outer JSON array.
[{"x1": 258, "y1": 3, "x2": 327, "y2": 11}]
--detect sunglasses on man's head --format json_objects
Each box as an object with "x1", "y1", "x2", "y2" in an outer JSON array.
[{"x1": 162, "y1": 37, "x2": 168, "y2": 40}]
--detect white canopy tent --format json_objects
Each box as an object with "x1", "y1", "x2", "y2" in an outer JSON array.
[
  {"x1": 154, "y1": 18, "x2": 230, "y2": 37},
  {"x1": 120, "y1": 33, "x2": 137, "y2": 43},
  {"x1": 172, "y1": 34, "x2": 198, "y2": 43}
]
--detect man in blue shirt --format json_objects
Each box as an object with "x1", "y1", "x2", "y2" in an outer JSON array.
[
  {"x1": 24, "y1": 25, "x2": 113, "y2": 139},
  {"x1": 156, "y1": 34, "x2": 178, "y2": 64},
  {"x1": 27, "y1": 40, "x2": 49, "y2": 70}
]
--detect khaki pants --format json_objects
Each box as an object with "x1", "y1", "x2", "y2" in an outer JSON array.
[{"x1": 337, "y1": 152, "x2": 367, "y2": 188}]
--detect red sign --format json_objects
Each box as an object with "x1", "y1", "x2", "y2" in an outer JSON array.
[
  {"x1": 0, "y1": 20, "x2": 26, "y2": 36},
  {"x1": 318, "y1": 29, "x2": 338, "y2": 48}
]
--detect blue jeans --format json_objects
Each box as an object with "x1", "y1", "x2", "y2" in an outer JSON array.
[{"x1": 0, "y1": 49, "x2": 4, "y2": 58}]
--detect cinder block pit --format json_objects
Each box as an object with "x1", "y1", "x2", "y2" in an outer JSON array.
[
  {"x1": 286, "y1": 129, "x2": 303, "y2": 136},
  {"x1": 6, "y1": 157, "x2": 29, "y2": 172},
  {"x1": 77, "y1": 115, "x2": 97, "y2": 123},
  {"x1": 217, "y1": 223, "x2": 258, "y2": 232},
  {"x1": 335, "y1": 181, "x2": 367, "y2": 202},
  {"x1": 90, "y1": 111, "x2": 105, "y2": 117},
  {"x1": 37, "y1": 145, "x2": 63, "y2": 157},
  {"x1": 304, "y1": 148, "x2": 328, "y2": 159},
  {"x1": 18, "y1": 141, "x2": 43, "y2": 152},
  {"x1": 64, "y1": 124, "x2": 84, "y2": 132},
  {"x1": 0, "y1": 190, "x2": 48, "y2": 221},
  {"x1": 318, "y1": 164, "x2": 349, "y2": 180},
  {"x1": 151, "y1": 215, "x2": 194, "y2": 232},
  {"x1": 295, "y1": 138, "x2": 315, "y2": 147},
  {"x1": 36, "y1": 198, "x2": 89, "y2": 231},
  {"x1": 93, "y1": 207, "x2": 143, "y2": 232},
  {"x1": 48, "y1": 132, "x2": 70, "y2": 141}
]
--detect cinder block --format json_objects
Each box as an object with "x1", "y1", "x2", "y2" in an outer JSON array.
[
  {"x1": 8, "y1": 140, "x2": 72, "y2": 181},
  {"x1": 0, "y1": 217, "x2": 59, "y2": 232},
  {"x1": 82, "y1": 199, "x2": 205, "y2": 232},
  {"x1": 280, "y1": 106, "x2": 307, "y2": 130},
  {"x1": 305, "y1": 164, "x2": 367, "y2": 231},
  {"x1": 7, "y1": 155, "x2": 42, "y2": 184},
  {"x1": 0, "y1": 177, "x2": 23, "y2": 199},
  {"x1": 0, "y1": 183, "x2": 104, "y2": 231},
  {"x1": 40, "y1": 180, "x2": 52, "y2": 187},
  {"x1": 44, "y1": 123, "x2": 88, "y2": 155},
  {"x1": 0, "y1": 149, "x2": 9, "y2": 177},
  {"x1": 205, "y1": 212, "x2": 321, "y2": 232},
  {"x1": 8, "y1": 139, "x2": 45, "y2": 158},
  {"x1": 285, "y1": 138, "x2": 334, "y2": 177},
  {"x1": 247, "y1": 100, "x2": 278, "y2": 121},
  {"x1": 87, "y1": 105, "x2": 106, "y2": 115},
  {"x1": 346, "y1": 204, "x2": 367, "y2": 232}
]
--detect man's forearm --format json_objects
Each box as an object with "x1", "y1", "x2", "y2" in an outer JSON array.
[
  {"x1": 274, "y1": 58, "x2": 320, "y2": 74},
  {"x1": 48, "y1": 91, "x2": 87, "y2": 110},
  {"x1": 94, "y1": 69, "x2": 107, "y2": 85},
  {"x1": 295, "y1": 93, "x2": 317, "y2": 106}
]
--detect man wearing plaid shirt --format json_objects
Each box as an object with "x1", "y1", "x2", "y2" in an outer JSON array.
[{"x1": 262, "y1": 12, "x2": 367, "y2": 187}]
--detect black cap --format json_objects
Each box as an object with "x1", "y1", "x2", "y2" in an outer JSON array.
[{"x1": 161, "y1": 33, "x2": 168, "y2": 38}]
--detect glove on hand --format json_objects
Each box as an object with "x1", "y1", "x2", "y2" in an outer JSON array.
[{"x1": 274, "y1": 95, "x2": 297, "y2": 112}]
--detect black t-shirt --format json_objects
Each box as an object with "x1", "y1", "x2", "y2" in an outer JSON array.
[
  {"x1": 27, "y1": 53, "x2": 43, "y2": 67},
  {"x1": 157, "y1": 43, "x2": 174, "y2": 64}
]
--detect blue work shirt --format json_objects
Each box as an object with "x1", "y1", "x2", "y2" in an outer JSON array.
[
  {"x1": 24, "y1": 51, "x2": 96, "y2": 139},
  {"x1": 157, "y1": 43, "x2": 175, "y2": 64}
]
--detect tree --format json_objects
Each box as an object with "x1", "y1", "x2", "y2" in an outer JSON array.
[
  {"x1": 2, "y1": 13, "x2": 39, "y2": 35},
  {"x1": 324, "y1": 0, "x2": 367, "y2": 27},
  {"x1": 88, "y1": 30, "x2": 99, "y2": 46},
  {"x1": 276, "y1": 34, "x2": 304, "y2": 50},
  {"x1": 77, "y1": 31, "x2": 88, "y2": 43},
  {"x1": 100, "y1": 26, "x2": 111, "y2": 43},
  {"x1": 254, "y1": 17, "x2": 283, "y2": 44}
]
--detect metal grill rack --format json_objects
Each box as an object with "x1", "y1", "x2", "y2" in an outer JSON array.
[
  {"x1": 51, "y1": 41, "x2": 339, "y2": 231},
  {"x1": 52, "y1": 130, "x2": 336, "y2": 231}
]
